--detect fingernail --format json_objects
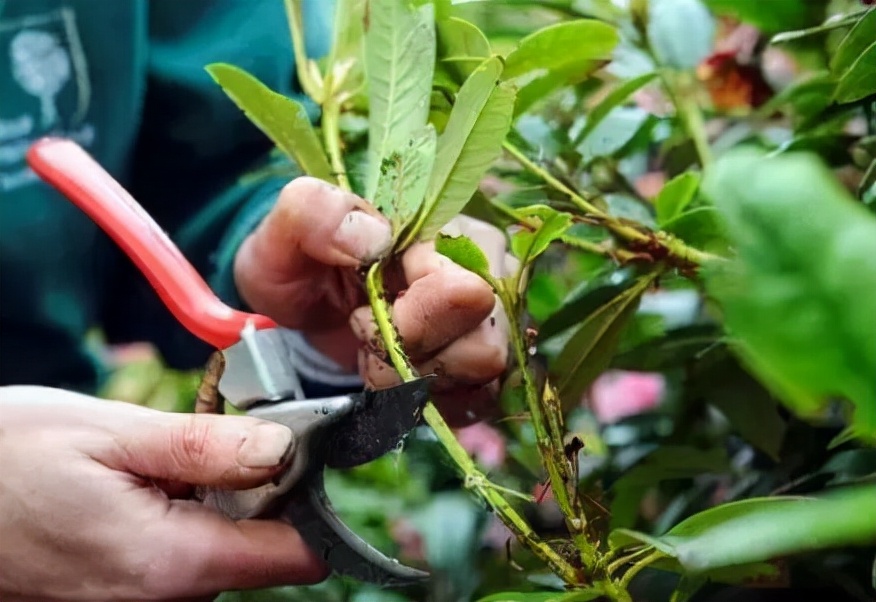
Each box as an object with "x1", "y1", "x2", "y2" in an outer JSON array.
[
  {"x1": 237, "y1": 423, "x2": 294, "y2": 468},
  {"x1": 333, "y1": 211, "x2": 392, "y2": 262}
]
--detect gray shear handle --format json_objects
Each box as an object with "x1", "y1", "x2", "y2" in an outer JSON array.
[{"x1": 283, "y1": 471, "x2": 429, "y2": 587}]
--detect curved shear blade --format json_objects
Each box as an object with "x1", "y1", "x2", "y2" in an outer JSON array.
[
  {"x1": 284, "y1": 472, "x2": 429, "y2": 587},
  {"x1": 324, "y1": 377, "x2": 433, "y2": 469}
]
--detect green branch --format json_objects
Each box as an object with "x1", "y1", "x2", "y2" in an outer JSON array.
[
  {"x1": 498, "y1": 285, "x2": 599, "y2": 572},
  {"x1": 502, "y1": 142, "x2": 719, "y2": 268},
  {"x1": 322, "y1": 99, "x2": 351, "y2": 191},
  {"x1": 660, "y1": 70, "x2": 713, "y2": 168},
  {"x1": 365, "y1": 262, "x2": 583, "y2": 585}
]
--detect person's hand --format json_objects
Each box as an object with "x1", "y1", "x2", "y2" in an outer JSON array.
[
  {"x1": 234, "y1": 178, "x2": 513, "y2": 424},
  {"x1": 0, "y1": 386, "x2": 328, "y2": 601}
]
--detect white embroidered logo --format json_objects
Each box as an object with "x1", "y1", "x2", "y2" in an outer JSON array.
[
  {"x1": 10, "y1": 29, "x2": 71, "y2": 128},
  {"x1": 0, "y1": 7, "x2": 94, "y2": 192}
]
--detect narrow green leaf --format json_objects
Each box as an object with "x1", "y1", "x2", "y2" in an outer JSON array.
[
  {"x1": 574, "y1": 72, "x2": 658, "y2": 146},
  {"x1": 655, "y1": 172, "x2": 701, "y2": 226},
  {"x1": 693, "y1": 357, "x2": 787, "y2": 461},
  {"x1": 830, "y1": 7, "x2": 876, "y2": 75},
  {"x1": 648, "y1": 0, "x2": 716, "y2": 70},
  {"x1": 611, "y1": 324, "x2": 722, "y2": 372},
  {"x1": 510, "y1": 205, "x2": 573, "y2": 266},
  {"x1": 364, "y1": 0, "x2": 435, "y2": 200},
  {"x1": 609, "y1": 446, "x2": 730, "y2": 530},
  {"x1": 502, "y1": 20, "x2": 618, "y2": 80},
  {"x1": 859, "y1": 158, "x2": 876, "y2": 202},
  {"x1": 436, "y1": 16, "x2": 491, "y2": 85},
  {"x1": 407, "y1": 57, "x2": 516, "y2": 245},
  {"x1": 702, "y1": 148, "x2": 876, "y2": 443},
  {"x1": 205, "y1": 63, "x2": 334, "y2": 182},
  {"x1": 553, "y1": 273, "x2": 657, "y2": 403},
  {"x1": 435, "y1": 233, "x2": 497, "y2": 287},
  {"x1": 609, "y1": 529, "x2": 674, "y2": 555},
  {"x1": 662, "y1": 486, "x2": 876, "y2": 574},
  {"x1": 539, "y1": 271, "x2": 638, "y2": 342},
  {"x1": 670, "y1": 575, "x2": 707, "y2": 602},
  {"x1": 373, "y1": 126, "x2": 437, "y2": 235},
  {"x1": 833, "y1": 40, "x2": 876, "y2": 104}
]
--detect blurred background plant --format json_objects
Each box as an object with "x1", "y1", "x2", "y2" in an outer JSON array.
[{"x1": 97, "y1": 0, "x2": 876, "y2": 600}]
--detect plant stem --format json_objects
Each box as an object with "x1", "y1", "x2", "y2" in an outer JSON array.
[
  {"x1": 321, "y1": 99, "x2": 351, "y2": 191},
  {"x1": 661, "y1": 70, "x2": 713, "y2": 168},
  {"x1": 365, "y1": 262, "x2": 583, "y2": 585},
  {"x1": 618, "y1": 550, "x2": 663, "y2": 589},
  {"x1": 502, "y1": 142, "x2": 719, "y2": 267},
  {"x1": 498, "y1": 287, "x2": 599, "y2": 572},
  {"x1": 606, "y1": 546, "x2": 653, "y2": 576},
  {"x1": 503, "y1": 141, "x2": 607, "y2": 217}
]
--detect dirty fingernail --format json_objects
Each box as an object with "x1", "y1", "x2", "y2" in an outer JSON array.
[
  {"x1": 333, "y1": 211, "x2": 392, "y2": 262},
  {"x1": 237, "y1": 423, "x2": 294, "y2": 468}
]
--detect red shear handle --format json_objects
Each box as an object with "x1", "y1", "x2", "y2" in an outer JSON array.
[{"x1": 26, "y1": 137, "x2": 276, "y2": 350}]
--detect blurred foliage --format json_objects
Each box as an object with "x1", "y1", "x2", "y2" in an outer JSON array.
[{"x1": 101, "y1": 0, "x2": 876, "y2": 600}]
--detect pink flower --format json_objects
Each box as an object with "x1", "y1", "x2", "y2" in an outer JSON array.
[
  {"x1": 588, "y1": 370, "x2": 665, "y2": 423},
  {"x1": 455, "y1": 422, "x2": 507, "y2": 469}
]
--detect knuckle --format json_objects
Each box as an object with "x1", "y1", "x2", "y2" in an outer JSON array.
[{"x1": 171, "y1": 416, "x2": 214, "y2": 470}]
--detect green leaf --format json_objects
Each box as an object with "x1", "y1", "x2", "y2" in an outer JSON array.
[
  {"x1": 648, "y1": 0, "x2": 716, "y2": 70},
  {"x1": 830, "y1": 8, "x2": 876, "y2": 75},
  {"x1": 373, "y1": 126, "x2": 437, "y2": 234},
  {"x1": 833, "y1": 40, "x2": 876, "y2": 104},
  {"x1": 662, "y1": 486, "x2": 876, "y2": 574},
  {"x1": 553, "y1": 273, "x2": 657, "y2": 403},
  {"x1": 406, "y1": 57, "x2": 516, "y2": 245},
  {"x1": 671, "y1": 575, "x2": 708, "y2": 602},
  {"x1": 693, "y1": 356, "x2": 787, "y2": 461},
  {"x1": 574, "y1": 72, "x2": 658, "y2": 146},
  {"x1": 860, "y1": 158, "x2": 876, "y2": 203},
  {"x1": 205, "y1": 63, "x2": 334, "y2": 183},
  {"x1": 539, "y1": 270, "x2": 638, "y2": 342},
  {"x1": 702, "y1": 148, "x2": 876, "y2": 443},
  {"x1": 609, "y1": 446, "x2": 730, "y2": 530},
  {"x1": 661, "y1": 206, "x2": 730, "y2": 256},
  {"x1": 502, "y1": 19, "x2": 619, "y2": 114},
  {"x1": 364, "y1": 0, "x2": 436, "y2": 200},
  {"x1": 609, "y1": 529, "x2": 675, "y2": 555},
  {"x1": 655, "y1": 172, "x2": 701, "y2": 226},
  {"x1": 326, "y1": 0, "x2": 367, "y2": 100},
  {"x1": 435, "y1": 232, "x2": 496, "y2": 287},
  {"x1": 502, "y1": 19, "x2": 618, "y2": 80},
  {"x1": 707, "y1": 0, "x2": 827, "y2": 34},
  {"x1": 576, "y1": 108, "x2": 651, "y2": 161},
  {"x1": 758, "y1": 72, "x2": 836, "y2": 122},
  {"x1": 436, "y1": 16, "x2": 491, "y2": 85},
  {"x1": 611, "y1": 324, "x2": 722, "y2": 372},
  {"x1": 510, "y1": 205, "x2": 573, "y2": 266}
]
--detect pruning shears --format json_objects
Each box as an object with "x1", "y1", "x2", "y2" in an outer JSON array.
[{"x1": 26, "y1": 137, "x2": 432, "y2": 587}]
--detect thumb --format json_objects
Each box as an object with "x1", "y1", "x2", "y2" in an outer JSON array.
[
  {"x1": 234, "y1": 177, "x2": 391, "y2": 327},
  {"x1": 101, "y1": 410, "x2": 295, "y2": 490}
]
